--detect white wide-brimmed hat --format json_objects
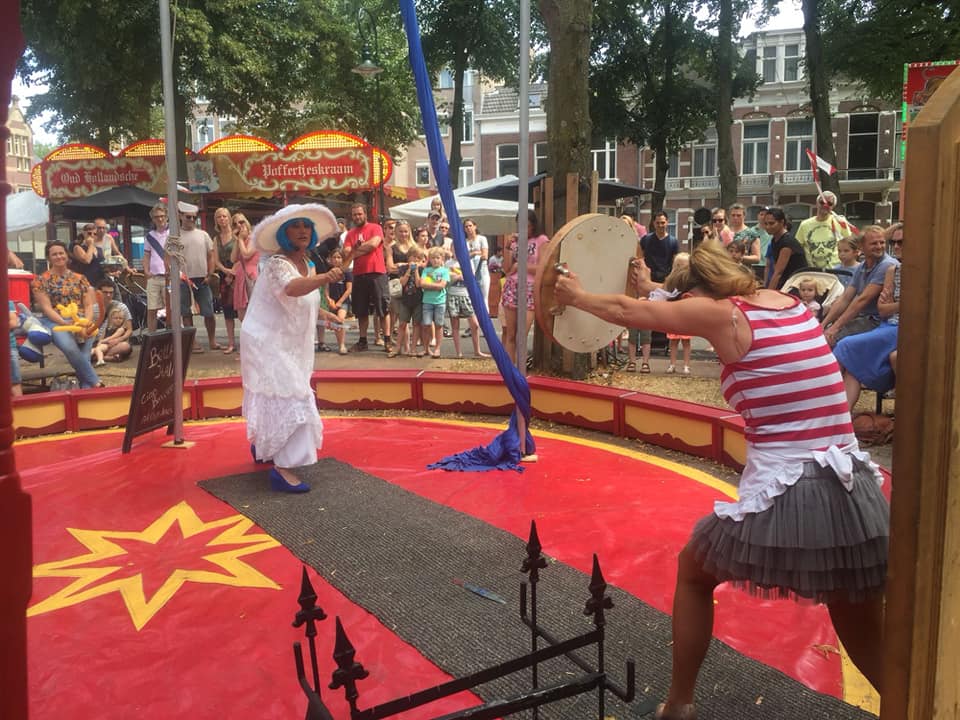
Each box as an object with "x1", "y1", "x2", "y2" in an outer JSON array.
[{"x1": 252, "y1": 203, "x2": 339, "y2": 254}]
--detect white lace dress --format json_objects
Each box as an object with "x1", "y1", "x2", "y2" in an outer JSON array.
[{"x1": 240, "y1": 255, "x2": 322, "y2": 462}]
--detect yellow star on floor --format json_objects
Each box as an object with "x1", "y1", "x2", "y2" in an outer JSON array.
[{"x1": 29, "y1": 500, "x2": 282, "y2": 630}]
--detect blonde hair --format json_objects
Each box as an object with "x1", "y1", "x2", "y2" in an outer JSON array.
[
  {"x1": 798, "y1": 276, "x2": 818, "y2": 291},
  {"x1": 427, "y1": 246, "x2": 445, "y2": 262},
  {"x1": 671, "y1": 252, "x2": 690, "y2": 272},
  {"x1": 666, "y1": 239, "x2": 758, "y2": 297}
]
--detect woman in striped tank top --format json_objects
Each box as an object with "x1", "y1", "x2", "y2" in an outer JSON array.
[{"x1": 555, "y1": 240, "x2": 888, "y2": 719}]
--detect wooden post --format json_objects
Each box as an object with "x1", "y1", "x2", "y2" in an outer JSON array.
[
  {"x1": 589, "y1": 170, "x2": 599, "y2": 213},
  {"x1": 0, "y1": 6, "x2": 33, "y2": 719},
  {"x1": 543, "y1": 176, "x2": 554, "y2": 237},
  {"x1": 881, "y1": 67, "x2": 960, "y2": 720}
]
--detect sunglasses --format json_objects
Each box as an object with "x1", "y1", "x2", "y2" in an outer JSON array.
[
  {"x1": 712, "y1": 218, "x2": 724, "y2": 223},
  {"x1": 181, "y1": 215, "x2": 197, "y2": 220},
  {"x1": 818, "y1": 200, "x2": 834, "y2": 207},
  {"x1": 232, "y1": 220, "x2": 247, "y2": 226}
]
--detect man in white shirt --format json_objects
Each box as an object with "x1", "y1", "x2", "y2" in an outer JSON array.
[{"x1": 142, "y1": 203, "x2": 170, "y2": 333}]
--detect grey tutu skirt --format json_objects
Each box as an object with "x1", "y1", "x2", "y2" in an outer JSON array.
[{"x1": 689, "y1": 460, "x2": 889, "y2": 603}]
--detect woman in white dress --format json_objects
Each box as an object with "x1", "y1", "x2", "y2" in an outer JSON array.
[{"x1": 241, "y1": 204, "x2": 343, "y2": 492}]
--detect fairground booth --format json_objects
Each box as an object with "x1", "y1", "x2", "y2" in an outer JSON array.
[{"x1": 23, "y1": 130, "x2": 397, "y2": 273}]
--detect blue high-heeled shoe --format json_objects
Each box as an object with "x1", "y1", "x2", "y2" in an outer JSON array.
[
  {"x1": 250, "y1": 444, "x2": 272, "y2": 465},
  {"x1": 269, "y1": 467, "x2": 310, "y2": 493}
]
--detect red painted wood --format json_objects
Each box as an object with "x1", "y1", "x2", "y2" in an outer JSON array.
[{"x1": 1, "y1": 5, "x2": 33, "y2": 718}]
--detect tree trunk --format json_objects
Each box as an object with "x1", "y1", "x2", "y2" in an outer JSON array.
[
  {"x1": 538, "y1": 0, "x2": 592, "y2": 378},
  {"x1": 715, "y1": 0, "x2": 737, "y2": 208},
  {"x1": 448, "y1": 48, "x2": 469, "y2": 189},
  {"x1": 802, "y1": 0, "x2": 841, "y2": 198},
  {"x1": 653, "y1": 138, "x2": 669, "y2": 214},
  {"x1": 539, "y1": 0, "x2": 592, "y2": 232}
]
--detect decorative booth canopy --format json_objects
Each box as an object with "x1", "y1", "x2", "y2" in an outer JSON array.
[{"x1": 31, "y1": 131, "x2": 393, "y2": 201}]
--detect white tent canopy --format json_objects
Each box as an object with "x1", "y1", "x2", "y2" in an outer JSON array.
[
  {"x1": 388, "y1": 176, "x2": 531, "y2": 236},
  {"x1": 6, "y1": 191, "x2": 48, "y2": 233}
]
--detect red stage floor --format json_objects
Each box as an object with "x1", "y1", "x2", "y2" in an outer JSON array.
[{"x1": 17, "y1": 418, "x2": 880, "y2": 718}]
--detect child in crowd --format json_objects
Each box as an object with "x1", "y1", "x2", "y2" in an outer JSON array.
[
  {"x1": 666, "y1": 253, "x2": 693, "y2": 376},
  {"x1": 9, "y1": 301, "x2": 22, "y2": 397},
  {"x1": 726, "y1": 239, "x2": 746, "y2": 265},
  {"x1": 444, "y1": 256, "x2": 490, "y2": 359},
  {"x1": 92, "y1": 307, "x2": 132, "y2": 366},
  {"x1": 397, "y1": 246, "x2": 424, "y2": 356},
  {"x1": 833, "y1": 236, "x2": 861, "y2": 288},
  {"x1": 324, "y1": 248, "x2": 353, "y2": 355},
  {"x1": 417, "y1": 246, "x2": 449, "y2": 358},
  {"x1": 797, "y1": 276, "x2": 822, "y2": 318}
]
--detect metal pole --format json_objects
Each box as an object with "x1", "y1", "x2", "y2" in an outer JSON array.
[
  {"x1": 514, "y1": 0, "x2": 531, "y2": 458},
  {"x1": 159, "y1": 0, "x2": 184, "y2": 443}
]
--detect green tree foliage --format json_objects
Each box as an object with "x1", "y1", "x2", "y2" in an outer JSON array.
[
  {"x1": 590, "y1": 0, "x2": 713, "y2": 211},
  {"x1": 18, "y1": 0, "x2": 420, "y2": 154},
  {"x1": 697, "y1": 0, "x2": 774, "y2": 208},
  {"x1": 821, "y1": 0, "x2": 960, "y2": 102},
  {"x1": 417, "y1": 0, "x2": 518, "y2": 187}
]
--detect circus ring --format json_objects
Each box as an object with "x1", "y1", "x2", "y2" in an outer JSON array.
[{"x1": 14, "y1": 373, "x2": 884, "y2": 719}]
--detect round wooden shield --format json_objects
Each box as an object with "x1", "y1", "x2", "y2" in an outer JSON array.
[{"x1": 534, "y1": 213, "x2": 640, "y2": 353}]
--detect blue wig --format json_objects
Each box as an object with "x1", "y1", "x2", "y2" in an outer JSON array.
[{"x1": 276, "y1": 217, "x2": 319, "y2": 251}]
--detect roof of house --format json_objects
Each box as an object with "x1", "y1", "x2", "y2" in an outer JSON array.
[{"x1": 481, "y1": 83, "x2": 549, "y2": 115}]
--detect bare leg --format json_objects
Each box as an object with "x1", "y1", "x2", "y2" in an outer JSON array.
[
  {"x1": 501, "y1": 304, "x2": 517, "y2": 363},
  {"x1": 663, "y1": 544, "x2": 721, "y2": 711},
  {"x1": 204, "y1": 315, "x2": 218, "y2": 349},
  {"x1": 641, "y1": 342, "x2": 652, "y2": 364},
  {"x1": 450, "y1": 316, "x2": 462, "y2": 356},
  {"x1": 470, "y1": 315, "x2": 489, "y2": 357},
  {"x1": 357, "y1": 316, "x2": 369, "y2": 345},
  {"x1": 842, "y1": 370, "x2": 862, "y2": 411},
  {"x1": 670, "y1": 339, "x2": 679, "y2": 366},
  {"x1": 827, "y1": 594, "x2": 884, "y2": 693},
  {"x1": 224, "y1": 316, "x2": 236, "y2": 350}
]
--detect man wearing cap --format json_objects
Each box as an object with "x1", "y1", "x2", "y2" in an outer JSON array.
[
  {"x1": 173, "y1": 201, "x2": 219, "y2": 352},
  {"x1": 795, "y1": 190, "x2": 852, "y2": 270},
  {"x1": 342, "y1": 202, "x2": 392, "y2": 353},
  {"x1": 426, "y1": 210, "x2": 444, "y2": 248}
]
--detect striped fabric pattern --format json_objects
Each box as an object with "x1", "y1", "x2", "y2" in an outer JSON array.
[{"x1": 721, "y1": 296, "x2": 855, "y2": 448}]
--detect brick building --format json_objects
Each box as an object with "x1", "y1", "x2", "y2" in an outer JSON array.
[
  {"x1": 5, "y1": 96, "x2": 34, "y2": 193},
  {"x1": 389, "y1": 27, "x2": 900, "y2": 242}
]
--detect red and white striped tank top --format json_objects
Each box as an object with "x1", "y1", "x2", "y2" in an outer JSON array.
[{"x1": 720, "y1": 295, "x2": 855, "y2": 449}]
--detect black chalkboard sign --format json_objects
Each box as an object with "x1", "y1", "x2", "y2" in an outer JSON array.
[{"x1": 122, "y1": 328, "x2": 196, "y2": 453}]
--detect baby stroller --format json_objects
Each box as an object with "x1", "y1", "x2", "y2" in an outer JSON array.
[{"x1": 781, "y1": 268, "x2": 849, "y2": 321}]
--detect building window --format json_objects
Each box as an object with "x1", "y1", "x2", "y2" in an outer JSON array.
[
  {"x1": 848, "y1": 112, "x2": 879, "y2": 179},
  {"x1": 784, "y1": 44, "x2": 800, "y2": 81},
  {"x1": 459, "y1": 159, "x2": 474, "y2": 187},
  {"x1": 692, "y1": 145, "x2": 716, "y2": 177},
  {"x1": 497, "y1": 144, "x2": 519, "y2": 177},
  {"x1": 197, "y1": 118, "x2": 213, "y2": 146},
  {"x1": 534, "y1": 142, "x2": 551, "y2": 175},
  {"x1": 844, "y1": 200, "x2": 876, "y2": 225},
  {"x1": 415, "y1": 163, "x2": 431, "y2": 187},
  {"x1": 462, "y1": 107, "x2": 473, "y2": 143},
  {"x1": 746, "y1": 205, "x2": 765, "y2": 226},
  {"x1": 742, "y1": 122, "x2": 769, "y2": 175},
  {"x1": 592, "y1": 139, "x2": 617, "y2": 180},
  {"x1": 664, "y1": 209, "x2": 678, "y2": 239},
  {"x1": 762, "y1": 46, "x2": 777, "y2": 83},
  {"x1": 785, "y1": 203, "x2": 813, "y2": 227},
  {"x1": 438, "y1": 68, "x2": 454, "y2": 89},
  {"x1": 785, "y1": 118, "x2": 813, "y2": 171},
  {"x1": 666, "y1": 152, "x2": 680, "y2": 178}
]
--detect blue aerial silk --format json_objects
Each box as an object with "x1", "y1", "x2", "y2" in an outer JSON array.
[{"x1": 398, "y1": 0, "x2": 535, "y2": 471}]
